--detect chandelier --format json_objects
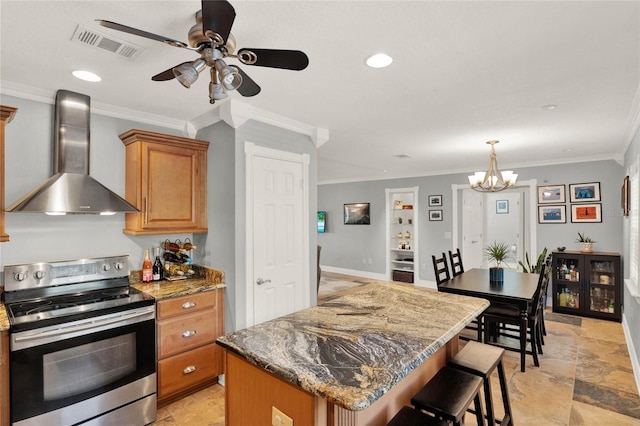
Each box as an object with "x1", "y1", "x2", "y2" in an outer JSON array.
[{"x1": 468, "y1": 140, "x2": 518, "y2": 192}]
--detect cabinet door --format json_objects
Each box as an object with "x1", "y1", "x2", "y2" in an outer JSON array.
[
  {"x1": 552, "y1": 253, "x2": 584, "y2": 313},
  {"x1": 1, "y1": 331, "x2": 8, "y2": 426},
  {"x1": 585, "y1": 254, "x2": 621, "y2": 320}
]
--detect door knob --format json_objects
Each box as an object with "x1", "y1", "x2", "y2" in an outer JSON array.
[{"x1": 256, "y1": 277, "x2": 271, "y2": 285}]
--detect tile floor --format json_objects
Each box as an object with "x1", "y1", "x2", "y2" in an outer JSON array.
[{"x1": 153, "y1": 272, "x2": 640, "y2": 425}]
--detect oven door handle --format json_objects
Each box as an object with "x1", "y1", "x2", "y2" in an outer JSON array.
[{"x1": 14, "y1": 310, "x2": 152, "y2": 343}]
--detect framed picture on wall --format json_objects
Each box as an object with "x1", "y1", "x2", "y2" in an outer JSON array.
[
  {"x1": 571, "y1": 203, "x2": 602, "y2": 223},
  {"x1": 569, "y1": 182, "x2": 601, "y2": 202},
  {"x1": 537, "y1": 184, "x2": 566, "y2": 204},
  {"x1": 428, "y1": 195, "x2": 442, "y2": 207},
  {"x1": 343, "y1": 203, "x2": 370, "y2": 225},
  {"x1": 622, "y1": 175, "x2": 630, "y2": 217},
  {"x1": 429, "y1": 210, "x2": 443, "y2": 221},
  {"x1": 496, "y1": 200, "x2": 509, "y2": 214},
  {"x1": 538, "y1": 205, "x2": 566, "y2": 224}
]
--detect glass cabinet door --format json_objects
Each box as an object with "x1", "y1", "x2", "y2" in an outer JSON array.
[
  {"x1": 588, "y1": 258, "x2": 617, "y2": 315},
  {"x1": 554, "y1": 254, "x2": 582, "y2": 312}
]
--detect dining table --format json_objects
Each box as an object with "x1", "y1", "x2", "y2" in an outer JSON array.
[{"x1": 437, "y1": 268, "x2": 541, "y2": 371}]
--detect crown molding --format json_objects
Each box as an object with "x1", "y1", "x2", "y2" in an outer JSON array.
[
  {"x1": 0, "y1": 80, "x2": 188, "y2": 131},
  {"x1": 621, "y1": 83, "x2": 640, "y2": 157},
  {"x1": 187, "y1": 99, "x2": 329, "y2": 148}
]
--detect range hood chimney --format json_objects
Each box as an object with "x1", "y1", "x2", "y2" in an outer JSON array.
[{"x1": 6, "y1": 90, "x2": 138, "y2": 215}]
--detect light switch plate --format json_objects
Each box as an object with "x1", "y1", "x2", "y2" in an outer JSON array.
[{"x1": 272, "y1": 406, "x2": 293, "y2": 426}]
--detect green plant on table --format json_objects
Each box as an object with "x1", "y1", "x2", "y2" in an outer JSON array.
[
  {"x1": 576, "y1": 232, "x2": 595, "y2": 243},
  {"x1": 485, "y1": 241, "x2": 510, "y2": 269}
]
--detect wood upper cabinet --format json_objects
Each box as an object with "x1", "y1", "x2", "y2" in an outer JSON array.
[
  {"x1": 119, "y1": 129, "x2": 209, "y2": 235},
  {"x1": 1, "y1": 105, "x2": 17, "y2": 243}
]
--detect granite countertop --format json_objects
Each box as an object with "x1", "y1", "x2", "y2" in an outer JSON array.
[
  {"x1": 130, "y1": 264, "x2": 225, "y2": 300},
  {"x1": 216, "y1": 282, "x2": 489, "y2": 411},
  {"x1": 0, "y1": 301, "x2": 8, "y2": 332}
]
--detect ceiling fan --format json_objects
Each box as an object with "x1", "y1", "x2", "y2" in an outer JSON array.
[{"x1": 97, "y1": 0, "x2": 309, "y2": 104}]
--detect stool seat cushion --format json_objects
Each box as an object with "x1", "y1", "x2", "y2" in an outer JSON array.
[
  {"x1": 411, "y1": 366, "x2": 483, "y2": 422},
  {"x1": 448, "y1": 341, "x2": 505, "y2": 378},
  {"x1": 386, "y1": 406, "x2": 448, "y2": 426}
]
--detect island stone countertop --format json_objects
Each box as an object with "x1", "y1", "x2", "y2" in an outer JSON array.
[
  {"x1": 130, "y1": 264, "x2": 225, "y2": 300},
  {"x1": 0, "y1": 301, "x2": 8, "y2": 332},
  {"x1": 216, "y1": 282, "x2": 489, "y2": 411}
]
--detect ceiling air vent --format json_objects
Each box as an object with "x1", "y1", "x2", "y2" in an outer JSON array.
[{"x1": 71, "y1": 25, "x2": 143, "y2": 60}]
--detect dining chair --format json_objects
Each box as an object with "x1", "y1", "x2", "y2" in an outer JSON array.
[
  {"x1": 482, "y1": 263, "x2": 549, "y2": 372},
  {"x1": 432, "y1": 253, "x2": 450, "y2": 285},
  {"x1": 449, "y1": 248, "x2": 464, "y2": 277}
]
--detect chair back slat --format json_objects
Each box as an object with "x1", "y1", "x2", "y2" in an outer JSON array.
[
  {"x1": 449, "y1": 248, "x2": 464, "y2": 277},
  {"x1": 531, "y1": 263, "x2": 549, "y2": 315},
  {"x1": 432, "y1": 253, "x2": 451, "y2": 286}
]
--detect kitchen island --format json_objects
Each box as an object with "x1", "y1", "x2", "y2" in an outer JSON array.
[{"x1": 216, "y1": 281, "x2": 489, "y2": 426}]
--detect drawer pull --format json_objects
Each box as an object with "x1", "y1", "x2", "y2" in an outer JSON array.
[
  {"x1": 183, "y1": 365, "x2": 197, "y2": 374},
  {"x1": 182, "y1": 301, "x2": 197, "y2": 309},
  {"x1": 182, "y1": 330, "x2": 197, "y2": 338}
]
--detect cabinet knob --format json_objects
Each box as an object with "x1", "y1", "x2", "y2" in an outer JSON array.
[
  {"x1": 182, "y1": 301, "x2": 196, "y2": 309},
  {"x1": 182, "y1": 330, "x2": 197, "y2": 338},
  {"x1": 183, "y1": 365, "x2": 197, "y2": 374}
]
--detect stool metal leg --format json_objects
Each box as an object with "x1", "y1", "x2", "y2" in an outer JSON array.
[{"x1": 497, "y1": 360, "x2": 514, "y2": 426}]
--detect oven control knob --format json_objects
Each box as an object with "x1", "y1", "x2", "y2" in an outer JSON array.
[
  {"x1": 102, "y1": 264, "x2": 111, "y2": 272},
  {"x1": 34, "y1": 270, "x2": 44, "y2": 280},
  {"x1": 15, "y1": 272, "x2": 26, "y2": 281},
  {"x1": 114, "y1": 262, "x2": 124, "y2": 271}
]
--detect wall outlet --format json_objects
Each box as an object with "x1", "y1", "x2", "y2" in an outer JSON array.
[{"x1": 272, "y1": 406, "x2": 293, "y2": 426}]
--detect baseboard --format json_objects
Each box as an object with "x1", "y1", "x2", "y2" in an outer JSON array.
[
  {"x1": 320, "y1": 265, "x2": 437, "y2": 289},
  {"x1": 622, "y1": 313, "x2": 640, "y2": 396}
]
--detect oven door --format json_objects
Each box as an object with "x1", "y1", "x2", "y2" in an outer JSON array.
[{"x1": 10, "y1": 306, "x2": 156, "y2": 425}]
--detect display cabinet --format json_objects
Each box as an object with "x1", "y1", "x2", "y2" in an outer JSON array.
[
  {"x1": 386, "y1": 187, "x2": 419, "y2": 284},
  {"x1": 552, "y1": 250, "x2": 621, "y2": 322}
]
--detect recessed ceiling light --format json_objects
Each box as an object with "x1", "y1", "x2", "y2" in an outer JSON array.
[
  {"x1": 366, "y1": 53, "x2": 393, "y2": 68},
  {"x1": 72, "y1": 70, "x2": 101, "y2": 82},
  {"x1": 541, "y1": 104, "x2": 558, "y2": 110}
]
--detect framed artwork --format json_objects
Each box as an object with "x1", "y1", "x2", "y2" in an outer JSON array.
[
  {"x1": 317, "y1": 211, "x2": 327, "y2": 233},
  {"x1": 569, "y1": 182, "x2": 601, "y2": 202},
  {"x1": 496, "y1": 200, "x2": 509, "y2": 214},
  {"x1": 428, "y1": 195, "x2": 442, "y2": 207},
  {"x1": 538, "y1": 205, "x2": 566, "y2": 224},
  {"x1": 538, "y1": 184, "x2": 566, "y2": 204},
  {"x1": 622, "y1": 175, "x2": 630, "y2": 217},
  {"x1": 429, "y1": 210, "x2": 443, "y2": 221},
  {"x1": 343, "y1": 203, "x2": 370, "y2": 225},
  {"x1": 571, "y1": 203, "x2": 602, "y2": 223}
]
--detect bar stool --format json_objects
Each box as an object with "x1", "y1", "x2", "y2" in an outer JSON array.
[
  {"x1": 410, "y1": 366, "x2": 485, "y2": 426},
  {"x1": 448, "y1": 341, "x2": 513, "y2": 426},
  {"x1": 386, "y1": 406, "x2": 448, "y2": 426}
]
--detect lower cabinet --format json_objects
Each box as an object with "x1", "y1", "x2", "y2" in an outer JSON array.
[
  {"x1": 1, "y1": 330, "x2": 8, "y2": 426},
  {"x1": 156, "y1": 289, "x2": 224, "y2": 406}
]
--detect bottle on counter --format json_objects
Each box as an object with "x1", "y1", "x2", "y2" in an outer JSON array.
[
  {"x1": 142, "y1": 248, "x2": 153, "y2": 282},
  {"x1": 153, "y1": 247, "x2": 163, "y2": 281}
]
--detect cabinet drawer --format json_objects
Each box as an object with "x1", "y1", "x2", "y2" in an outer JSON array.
[
  {"x1": 157, "y1": 291, "x2": 217, "y2": 320},
  {"x1": 158, "y1": 310, "x2": 217, "y2": 358},
  {"x1": 158, "y1": 343, "x2": 219, "y2": 399}
]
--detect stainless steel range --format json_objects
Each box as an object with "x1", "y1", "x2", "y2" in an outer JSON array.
[{"x1": 3, "y1": 255, "x2": 157, "y2": 426}]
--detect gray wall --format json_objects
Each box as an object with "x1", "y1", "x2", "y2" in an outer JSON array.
[{"x1": 319, "y1": 160, "x2": 624, "y2": 282}]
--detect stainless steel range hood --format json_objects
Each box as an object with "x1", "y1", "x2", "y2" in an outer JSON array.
[{"x1": 6, "y1": 90, "x2": 138, "y2": 215}]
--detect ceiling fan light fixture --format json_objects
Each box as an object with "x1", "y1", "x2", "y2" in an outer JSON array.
[
  {"x1": 366, "y1": 53, "x2": 393, "y2": 68},
  {"x1": 173, "y1": 58, "x2": 207, "y2": 88},
  {"x1": 214, "y1": 59, "x2": 242, "y2": 90}
]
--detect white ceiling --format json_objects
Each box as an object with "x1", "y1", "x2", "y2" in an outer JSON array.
[{"x1": 1, "y1": 1, "x2": 639, "y2": 184}]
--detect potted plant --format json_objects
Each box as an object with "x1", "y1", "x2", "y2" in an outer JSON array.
[
  {"x1": 485, "y1": 241, "x2": 510, "y2": 282},
  {"x1": 576, "y1": 232, "x2": 595, "y2": 253},
  {"x1": 518, "y1": 247, "x2": 548, "y2": 274}
]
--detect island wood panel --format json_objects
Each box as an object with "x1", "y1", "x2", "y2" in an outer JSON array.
[
  {"x1": 224, "y1": 337, "x2": 458, "y2": 426},
  {"x1": 225, "y1": 351, "x2": 315, "y2": 426}
]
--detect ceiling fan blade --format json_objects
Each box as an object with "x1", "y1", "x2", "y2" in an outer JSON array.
[
  {"x1": 238, "y1": 49, "x2": 309, "y2": 71},
  {"x1": 97, "y1": 19, "x2": 189, "y2": 49},
  {"x1": 234, "y1": 66, "x2": 261, "y2": 97},
  {"x1": 152, "y1": 62, "x2": 192, "y2": 81},
  {"x1": 201, "y1": 0, "x2": 236, "y2": 45}
]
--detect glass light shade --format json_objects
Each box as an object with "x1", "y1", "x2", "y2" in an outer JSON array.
[{"x1": 173, "y1": 59, "x2": 206, "y2": 88}]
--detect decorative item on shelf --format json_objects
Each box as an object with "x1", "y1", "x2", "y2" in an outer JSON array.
[
  {"x1": 468, "y1": 140, "x2": 518, "y2": 192},
  {"x1": 576, "y1": 232, "x2": 595, "y2": 253},
  {"x1": 485, "y1": 241, "x2": 510, "y2": 283},
  {"x1": 397, "y1": 216, "x2": 403, "y2": 224},
  {"x1": 162, "y1": 238, "x2": 196, "y2": 280},
  {"x1": 402, "y1": 204, "x2": 413, "y2": 210},
  {"x1": 397, "y1": 231, "x2": 403, "y2": 239},
  {"x1": 404, "y1": 230, "x2": 411, "y2": 238}
]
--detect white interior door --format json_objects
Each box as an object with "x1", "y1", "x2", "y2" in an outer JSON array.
[
  {"x1": 247, "y1": 145, "x2": 309, "y2": 326},
  {"x1": 485, "y1": 192, "x2": 523, "y2": 269},
  {"x1": 462, "y1": 190, "x2": 484, "y2": 268}
]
